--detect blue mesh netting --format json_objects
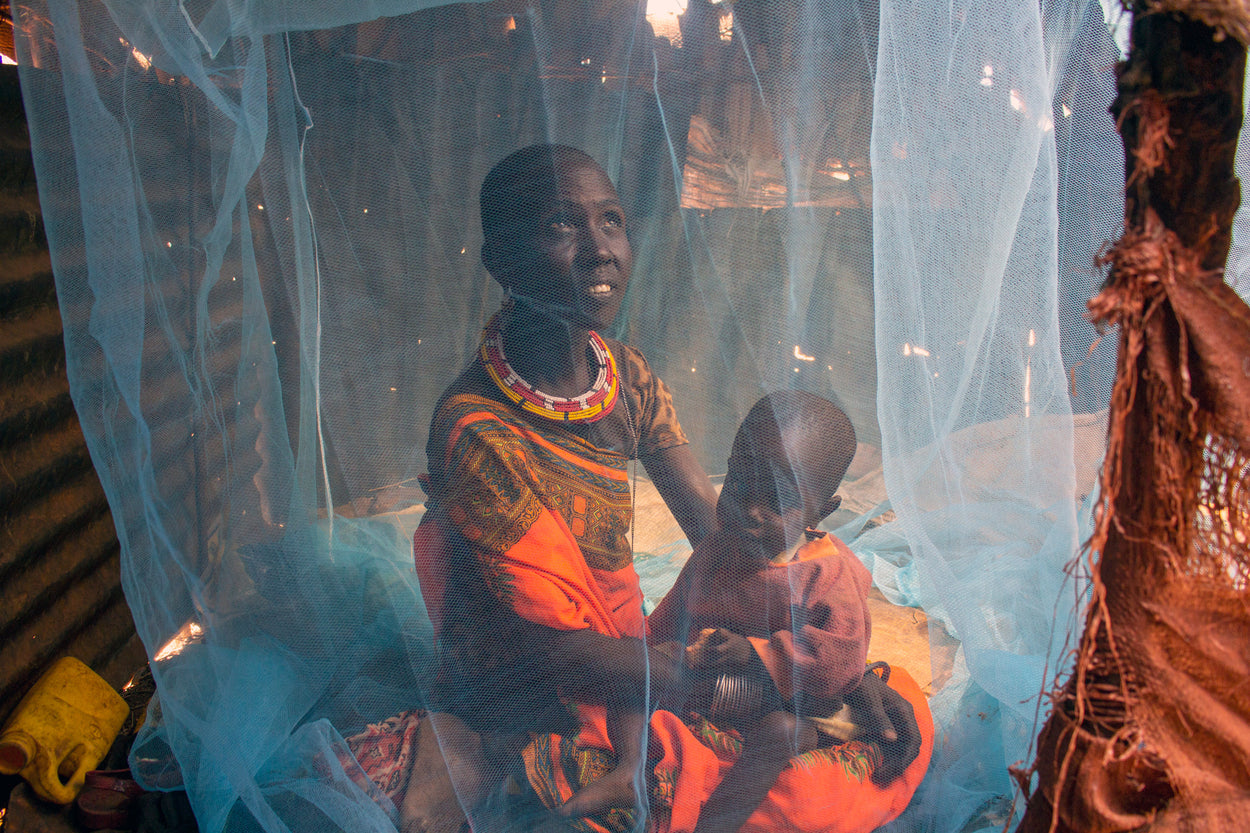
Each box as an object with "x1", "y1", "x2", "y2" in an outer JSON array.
[{"x1": 12, "y1": 0, "x2": 1205, "y2": 830}]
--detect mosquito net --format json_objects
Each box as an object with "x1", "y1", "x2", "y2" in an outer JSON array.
[{"x1": 11, "y1": 0, "x2": 1216, "y2": 830}]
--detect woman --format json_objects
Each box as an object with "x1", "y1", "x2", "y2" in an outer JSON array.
[{"x1": 361, "y1": 144, "x2": 925, "y2": 833}]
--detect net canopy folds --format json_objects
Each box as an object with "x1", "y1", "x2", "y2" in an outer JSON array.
[{"x1": 11, "y1": 0, "x2": 1212, "y2": 830}]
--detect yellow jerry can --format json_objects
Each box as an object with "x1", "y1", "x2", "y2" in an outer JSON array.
[{"x1": 0, "y1": 656, "x2": 129, "y2": 803}]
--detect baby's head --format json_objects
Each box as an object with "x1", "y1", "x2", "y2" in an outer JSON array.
[
  {"x1": 716, "y1": 391, "x2": 856, "y2": 563},
  {"x1": 479, "y1": 144, "x2": 631, "y2": 330}
]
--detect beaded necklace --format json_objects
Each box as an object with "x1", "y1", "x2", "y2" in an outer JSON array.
[{"x1": 479, "y1": 312, "x2": 620, "y2": 423}]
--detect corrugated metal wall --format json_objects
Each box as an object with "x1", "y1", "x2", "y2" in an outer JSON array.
[{"x1": 0, "y1": 65, "x2": 147, "y2": 725}]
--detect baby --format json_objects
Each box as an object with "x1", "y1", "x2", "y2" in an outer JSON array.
[{"x1": 648, "y1": 390, "x2": 901, "y2": 833}]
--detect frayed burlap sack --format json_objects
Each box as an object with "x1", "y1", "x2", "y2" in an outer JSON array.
[{"x1": 1019, "y1": 5, "x2": 1250, "y2": 831}]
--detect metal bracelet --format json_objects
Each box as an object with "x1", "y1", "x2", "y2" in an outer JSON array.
[{"x1": 710, "y1": 674, "x2": 766, "y2": 724}]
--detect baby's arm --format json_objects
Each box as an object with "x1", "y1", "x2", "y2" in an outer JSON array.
[
  {"x1": 685, "y1": 628, "x2": 786, "y2": 724},
  {"x1": 761, "y1": 554, "x2": 923, "y2": 785},
  {"x1": 754, "y1": 555, "x2": 872, "y2": 711}
]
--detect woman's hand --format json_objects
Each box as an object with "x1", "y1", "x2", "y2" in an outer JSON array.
[{"x1": 844, "y1": 669, "x2": 923, "y2": 787}]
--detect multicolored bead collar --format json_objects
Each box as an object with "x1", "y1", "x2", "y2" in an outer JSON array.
[{"x1": 479, "y1": 311, "x2": 619, "y2": 423}]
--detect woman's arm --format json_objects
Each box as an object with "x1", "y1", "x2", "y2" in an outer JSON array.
[
  {"x1": 641, "y1": 443, "x2": 719, "y2": 547},
  {"x1": 514, "y1": 622, "x2": 692, "y2": 713}
]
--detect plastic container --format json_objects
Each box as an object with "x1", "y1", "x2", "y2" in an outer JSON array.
[{"x1": 0, "y1": 656, "x2": 129, "y2": 803}]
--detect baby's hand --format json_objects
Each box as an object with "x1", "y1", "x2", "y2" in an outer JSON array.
[{"x1": 686, "y1": 628, "x2": 754, "y2": 672}]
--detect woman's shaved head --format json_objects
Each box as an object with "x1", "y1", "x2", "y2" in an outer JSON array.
[{"x1": 480, "y1": 144, "x2": 604, "y2": 256}]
